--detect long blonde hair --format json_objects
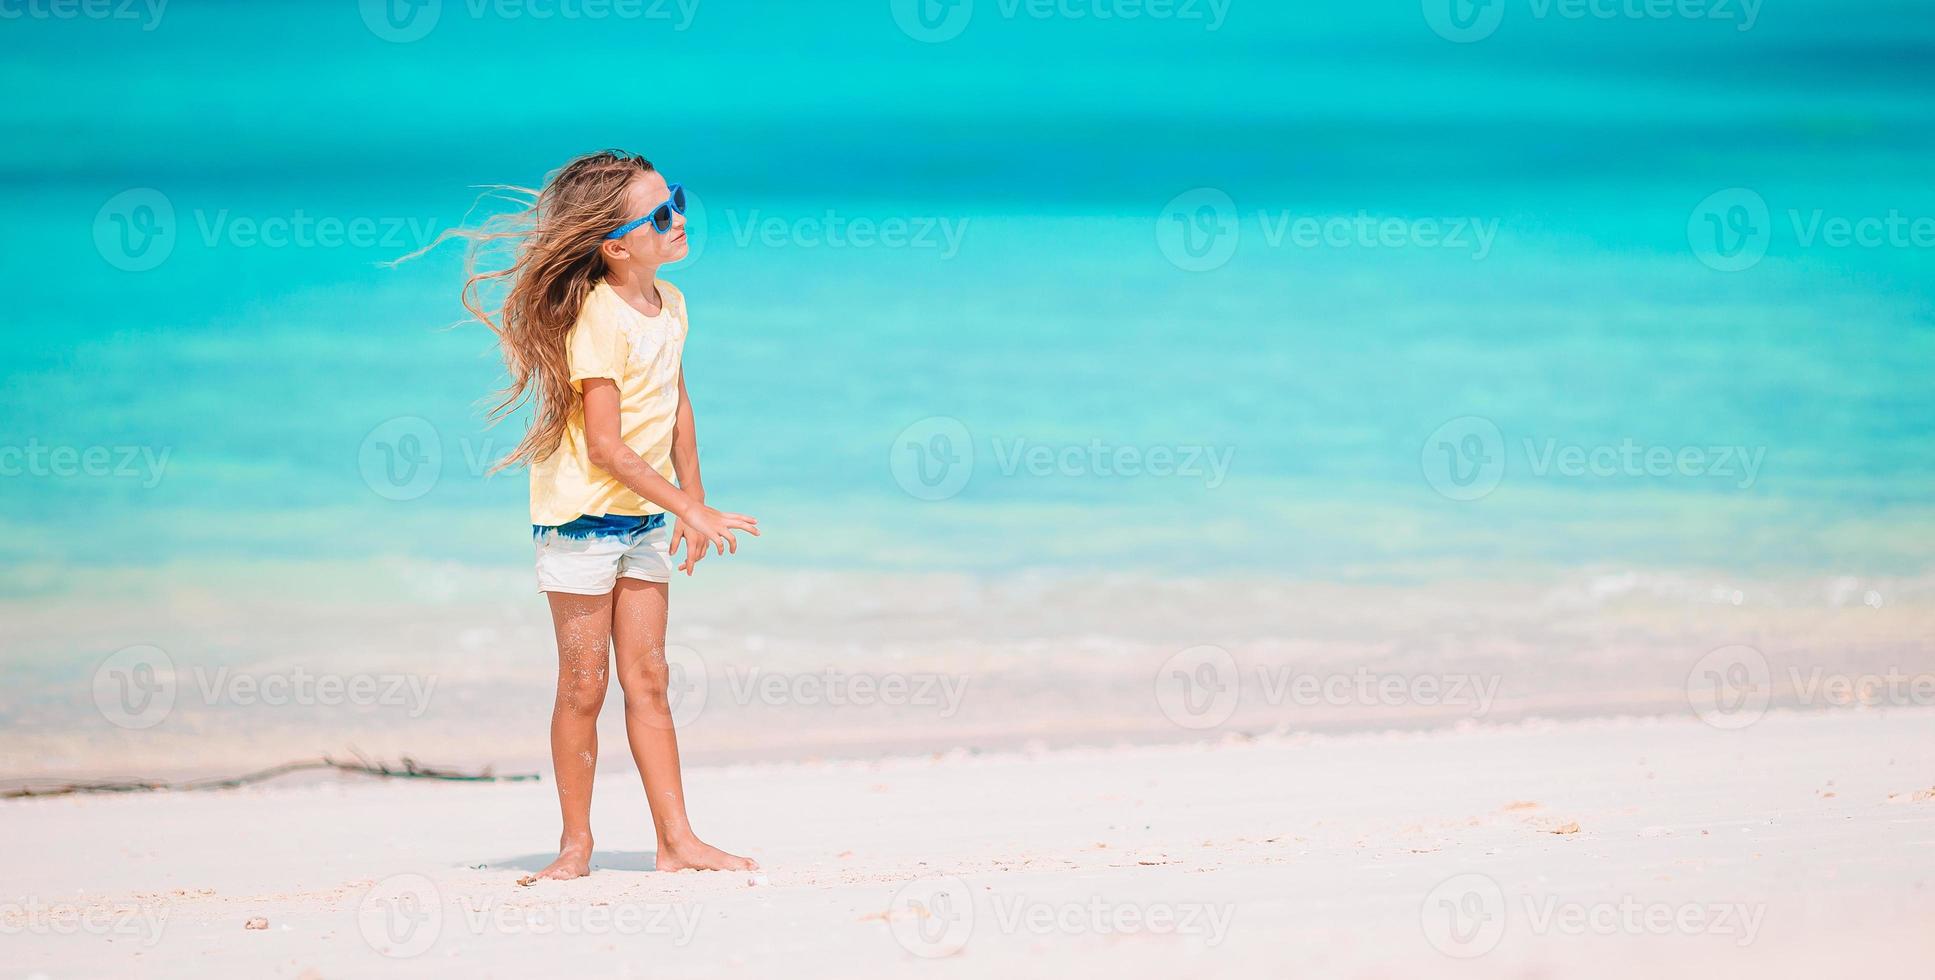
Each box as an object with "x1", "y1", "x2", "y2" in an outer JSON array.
[{"x1": 415, "y1": 150, "x2": 654, "y2": 472}]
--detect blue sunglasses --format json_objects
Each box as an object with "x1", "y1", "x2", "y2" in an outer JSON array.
[{"x1": 605, "y1": 183, "x2": 687, "y2": 239}]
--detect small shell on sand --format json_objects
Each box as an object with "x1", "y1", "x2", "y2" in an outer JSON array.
[
  {"x1": 1550, "y1": 822, "x2": 1581, "y2": 835},
  {"x1": 244, "y1": 917, "x2": 269, "y2": 930},
  {"x1": 747, "y1": 873, "x2": 769, "y2": 887}
]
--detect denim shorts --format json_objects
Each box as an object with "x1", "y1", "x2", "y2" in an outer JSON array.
[{"x1": 532, "y1": 512, "x2": 672, "y2": 595}]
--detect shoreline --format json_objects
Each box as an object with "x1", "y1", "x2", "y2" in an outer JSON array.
[
  {"x1": 6, "y1": 564, "x2": 1929, "y2": 781},
  {"x1": 0, "y1": 700, "x2": 1916, "y2": 788}
]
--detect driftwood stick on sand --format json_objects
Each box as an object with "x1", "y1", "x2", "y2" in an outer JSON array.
[{"x1": 0, "y1": 755, "x2": 541, "y2": 799}]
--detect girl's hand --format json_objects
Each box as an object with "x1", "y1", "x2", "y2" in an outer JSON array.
[{"x1": 670, "y1": 504, "x2": 759, "y2": 576}]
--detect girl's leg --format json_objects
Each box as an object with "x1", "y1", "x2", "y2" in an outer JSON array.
[
  {"x1": 534, "y1": 590, "x2": 615, "y2": 880},
  {"x1": 610, "y1": 577, "x2": 757, "y2": 872}
]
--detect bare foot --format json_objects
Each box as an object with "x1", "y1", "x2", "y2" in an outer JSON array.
[
  {"x1": 656, "y1": 835, "x2": 757, "y2": 873},
  {"x1": 524, "y1": 837, "x2": 594, "y2": 884}
]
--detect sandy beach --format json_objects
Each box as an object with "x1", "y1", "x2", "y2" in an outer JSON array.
[{"x1": 6, "y1": 708, "x2": 1932, "y2": 978}]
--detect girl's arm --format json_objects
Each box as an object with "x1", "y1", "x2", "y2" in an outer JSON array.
[
  {"x1": 670, "y1": 372, "x2": 702, "y2": 506},
  {"x1": 581, "y1": 378, "x2": 756, "y2": 574},
  {"x1": 666, "y1": 372, "x2": 715, "y2": 571}
]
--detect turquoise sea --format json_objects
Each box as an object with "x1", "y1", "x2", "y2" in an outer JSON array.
[{"x1": 2, "y1": 1, "x2": 1932, "y2": 585}]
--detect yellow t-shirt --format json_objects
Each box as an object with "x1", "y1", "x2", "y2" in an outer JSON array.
[{"x1": 529, "y1": 279, "x2": 689, "y2": 526}]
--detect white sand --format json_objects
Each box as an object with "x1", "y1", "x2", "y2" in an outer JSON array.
[{"x1": 6, "y1": 709, "x2": 1933, "y2": 978}]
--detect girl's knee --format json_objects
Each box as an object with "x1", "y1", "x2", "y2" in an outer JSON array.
[
  {"x1": 555, "y1": 669, "x2": 610, "y2": 717},
  {"x1": 618, "y1": 661, "x2": 670, "y2": 705}
]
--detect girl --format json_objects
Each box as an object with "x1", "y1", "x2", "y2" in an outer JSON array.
[{"x1": 444, "y1": 150, "x2": 760, "y2": 879}]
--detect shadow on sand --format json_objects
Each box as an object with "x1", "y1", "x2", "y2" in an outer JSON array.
[{"x1": 487, "y1": 851, "x2": 659, "y2": 872}]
